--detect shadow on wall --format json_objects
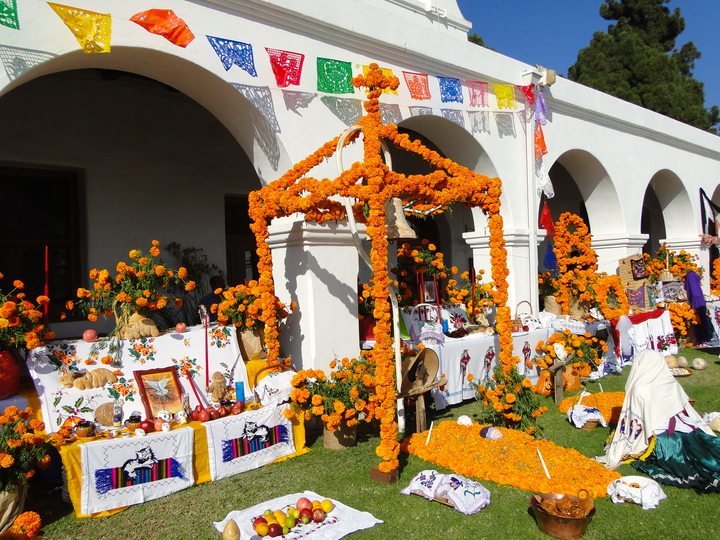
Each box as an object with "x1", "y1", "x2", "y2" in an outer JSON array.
[{"x1": 232, "y1": 83, "x2": 281, "y2": 170}]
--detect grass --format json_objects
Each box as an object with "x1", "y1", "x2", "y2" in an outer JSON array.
[{"x1": 32, "y1": 347, "x2": 720, "y2": 540}]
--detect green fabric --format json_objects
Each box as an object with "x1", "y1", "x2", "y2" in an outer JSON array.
[
  {"x1": 632, "y1": 430, "x2": 720, "y2": 494},
  {"x1": 0, "y1": 0, "x2": 19, "y2": 30}
]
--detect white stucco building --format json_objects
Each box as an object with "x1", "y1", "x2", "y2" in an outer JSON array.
[{"x1": 1, "y1": 0, "x2": 719, "y2": 372}]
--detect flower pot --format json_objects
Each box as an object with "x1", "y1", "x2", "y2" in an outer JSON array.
[
  {"x1": 0, "y1": 351, "x2": 20, "y2": 400},
  {"x1": 323, "y1": 421, "x2": 357, "y2": 449},
  {"x1": 0, "y1": 484, "x2": 26, "y2": 533}
]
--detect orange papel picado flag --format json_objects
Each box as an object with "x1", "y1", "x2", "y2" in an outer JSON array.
[{"x1": 48, "y1": 3, "x2": 111, "y2": 53}]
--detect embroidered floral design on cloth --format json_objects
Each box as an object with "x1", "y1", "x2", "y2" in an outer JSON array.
[
  {"x1": 437, "y1": 77, "x2": 463, "y2": 103},
  {"x1": 265, "y1": 48, "x2": 304, "y2": 87},
  {"x1": 316, "y1": 58, "x2": 354, "y2": 94},
  {"x1": 626, "y1": 286, "x2": 646, "y2": 308},
  {"x1": 403, "y1": 71, "x2": 431, "y2": 100},
  {"x1": 467, "y1": 81, "x2": 488, "y2": 107},
  {"x1": 401, "y1": 421, "x2": 621, "y2": 496},
  {"x1": 207, "y1": 35, "x2": 257, "y2": 75},
  {"x1": 0, "y1": 0, "x2": 19, "y2": 30},
  {"x1": 130, "y1": 9, "x2": 195, "y2": 47},
  {"x1": 49, "y1": 3, "x2": 112, "y2": 54}
]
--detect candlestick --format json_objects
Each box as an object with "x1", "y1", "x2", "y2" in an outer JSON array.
[{"x1": 43, "y1": 245, "x2": 49, "y2": 319}]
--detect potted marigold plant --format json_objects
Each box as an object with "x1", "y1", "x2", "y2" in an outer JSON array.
[
  {"x1": 535, "y1": 331, "x2": 608, "y2": 391},
  {"x1": 0, "y1": 276, "x2": 54, "y2": 400},
  {"x1": 215, "y1": 280, "x2": 294, "y2": 361},
  {"x1": 73, "y1": 241, "x2": 195, "y2": 338},
  {"x1": 470, "y1": 365, "x2": 547, "y2": 436},
  {"x1": 287, "y1": 356, "x2": 377, "y2": 448},
  {"x1": 0, "y1": 406, "x2": 62, "y2": 532}
]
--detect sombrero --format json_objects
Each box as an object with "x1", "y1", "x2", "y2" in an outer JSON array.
[{"x1": 400, "y1": 348, "x2": 439, "y2": 394}]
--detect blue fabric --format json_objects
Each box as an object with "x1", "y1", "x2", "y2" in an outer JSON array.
[
  {"x1": 632, "y1": 430, "x2": 720, "y2": 493},
  {"x1": 206, "y1": 36, "x2": 257, "y2": 76},
  {"x1": 543, "y1": 241, "x2": 558, "y2": 272}
]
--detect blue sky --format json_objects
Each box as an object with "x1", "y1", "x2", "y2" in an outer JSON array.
[{"x1": 455, "y1": 0, "x2": 720, "y2": 111}]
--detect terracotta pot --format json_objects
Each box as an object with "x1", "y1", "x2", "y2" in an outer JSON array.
[
  {"x1": 0, "y1": 483, "x2": 26, "y2": 533},
  {"x1": 323, "y1": 421, "x2": 357, "y2": 449}
]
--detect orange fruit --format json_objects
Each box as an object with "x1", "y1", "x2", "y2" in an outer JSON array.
[
  {"x1": 312, "y1": 500, "x2": 322, "y2": 509},
  {"x1": 255, "y1": 522, "x2": 269, "y2": 537},
  {"x1": 273, "y1": 510, "x2": 286, "y2": 527},
  {"x1": 320, "y1": 499, "x2": 334, "y2": 513}
]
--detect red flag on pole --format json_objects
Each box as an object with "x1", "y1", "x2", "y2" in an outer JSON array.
[{"x1": 539, "y1": 202, "x2": 554, "y2": 238}]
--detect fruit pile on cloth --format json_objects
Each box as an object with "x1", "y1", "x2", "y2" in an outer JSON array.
[{"x1": 213, "y1": 491, "x2": 382, "y2": 539}]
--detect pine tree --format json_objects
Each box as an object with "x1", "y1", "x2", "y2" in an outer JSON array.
[{"x1": 568, "y1": 0, "x2": 719, "y2": 133}]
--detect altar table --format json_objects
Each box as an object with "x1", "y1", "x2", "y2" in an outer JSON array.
[
  {"x1": 58, "y1": 406, "x2": 307, "y2": 517},
  {"x1": 427, "y1": 328, "x2": 551, "y2": 410},
  {"x1": 26, "y1": 324, "x2": 252, "y2": 433}
]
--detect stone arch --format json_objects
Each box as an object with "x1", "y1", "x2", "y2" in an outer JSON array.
[
  {"x1": 551, "y1": 149, "x2": 624, "y2": 235},
  {"x1": 0, "y1": 46, "x2": 294, "y2": 180},
  {"x1": 647, "y1": 169, "x2": 694, "y2": 241},
  {"x1": 394, "y1": 114, "x2": 502, "y2": 270}
]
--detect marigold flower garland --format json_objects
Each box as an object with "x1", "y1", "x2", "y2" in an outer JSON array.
[
  {"x1": 247, "y1": 65, "x2": 513, "y2": 473},
  {"x1": 535, "y1": 331, "x2": 608, "y2": 370},
  {"x1": 558, "y1": 392, "x2": 625, "y2": 424},
  {"x1": 543, "y1": 213, "x2": 629, "y2": 320},
  {"x1": 401, "y1": 421, "x2": 620, "y2": 497}
]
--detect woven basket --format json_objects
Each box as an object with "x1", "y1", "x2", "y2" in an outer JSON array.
[
  {"x1": 512, "y1": 300, "x2": 533, "y2": 326},
  {"x1": 581, "y1": 419, "x2": 599, "y2": 430}
]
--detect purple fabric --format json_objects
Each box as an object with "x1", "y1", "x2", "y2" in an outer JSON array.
[{"x1": 684, "y1": 271, "x2": 705, "y2": 309}]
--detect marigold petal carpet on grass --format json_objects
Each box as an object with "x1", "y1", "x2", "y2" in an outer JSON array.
[
  {"x1": 558, "y1": 392, "x2": 625, "y2": 424},
  {"x1": 401, "y1": 421, "x2": 620, "y2": 497}
]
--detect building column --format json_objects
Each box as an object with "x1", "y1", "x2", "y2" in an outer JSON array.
[
  {"x1": 267, "y1": 218, "x2": 360, "y2": 373},
  {"x1": 663, "y1": 236, "x2": 711, "y2": 293},
  {"x1": 590, "y1": 233, "x2": 649, "y2": 276},
  {"x1": 464, "y1": 228, "x2": 542, "y2": 315}
]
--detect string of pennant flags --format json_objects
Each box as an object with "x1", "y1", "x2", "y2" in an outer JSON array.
[{"x1": 0, "y1": 1, "x2": 553, "y2": 191}]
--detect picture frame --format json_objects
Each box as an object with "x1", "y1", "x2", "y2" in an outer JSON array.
[
  {"x1": 423, "y1": 280, "x2": 437, "y2": 303},
  {"x1": 134, "y1": 367, "x2": 184, "y2": 420}
]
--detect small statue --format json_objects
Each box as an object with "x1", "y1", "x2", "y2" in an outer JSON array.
[{"x1": 207, "y1": 371, "x2": 230, "y2": 403}]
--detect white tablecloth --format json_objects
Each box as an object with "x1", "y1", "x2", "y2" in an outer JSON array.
[
  {"x1": 27, "y1": 324, "x2": 250, "y2": 433},
  {"x1": 427, "y1": 328, "x2": 551, "y2": 410}
]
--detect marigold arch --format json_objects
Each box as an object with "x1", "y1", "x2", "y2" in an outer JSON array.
[{"x1": 247, "y1": 64, "x2": 516, "y2": 473}]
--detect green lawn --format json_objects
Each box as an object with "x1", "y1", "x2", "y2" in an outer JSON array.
[{"x1": 34, "y1": 347, "x2": 720, "y2": 540}]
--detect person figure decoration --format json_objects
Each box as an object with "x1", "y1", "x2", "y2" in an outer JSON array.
[{"x1": 601, "y1": 350, "x2": 720, "y2": 493}]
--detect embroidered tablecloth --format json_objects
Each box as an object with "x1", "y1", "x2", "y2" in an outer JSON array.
[{"x1": 26, "y1": 323, "x2": 250, "y2": 432}]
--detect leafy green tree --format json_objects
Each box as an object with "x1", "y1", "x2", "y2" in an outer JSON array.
[
  {"x1": 568, "y1": 0, "x2": 719, "y2": 133},
  {"x1": 468, "y1": 33, "x2": 494, "y2": 51}
]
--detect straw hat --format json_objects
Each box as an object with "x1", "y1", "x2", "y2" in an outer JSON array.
[{"x1": 400, "y1": 348, "x2": 439, "y2": 394}]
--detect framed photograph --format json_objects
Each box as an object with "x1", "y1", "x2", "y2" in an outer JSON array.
[
  {"x1": 134, "y1": 367, "x2": 184, "y2": 420},
  {"x1": 423, "y1": 280, "x2": 437, "y2": 303}
]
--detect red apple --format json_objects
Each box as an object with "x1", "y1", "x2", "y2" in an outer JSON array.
[
  {"x1": 296, "y1": 497, "x2": 312, "y2": 512},
  {"x1": 231, "y1": 402, "x2": 244, "y2": 415},
  {"x1": 175, "y1": 322, "x2": 187, "y2": 333},
  {"x1": 217, "y1": 407, "x2": 228, "y2": 418},
  {"x1": 198, "y1": 410, "x2": 211, "y2": 423},
  {"x1": 209, "y1": 408, "x2": 219, "y2": 421},
  {"x1": 139, "y1": 420, "x2": 154, "y2": 433},
  {"x1": 252, "y1": 516, "x2": 267, "y2": 528},
  {"x1": 82, "y1": 329, "x2": 97, "y2": 343},
  {"x1": 267, "y1": 523, "x2": 282, "y2": 538},
  {"x1": 311, "y1": 508, "x2": 326, "y2": 523},
  {"x1": 154, "y1": 418, "x2": 166, "y2": 431},
  {"x1": 299, "y1": 508, "x2": 313, "y2": 522}
]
